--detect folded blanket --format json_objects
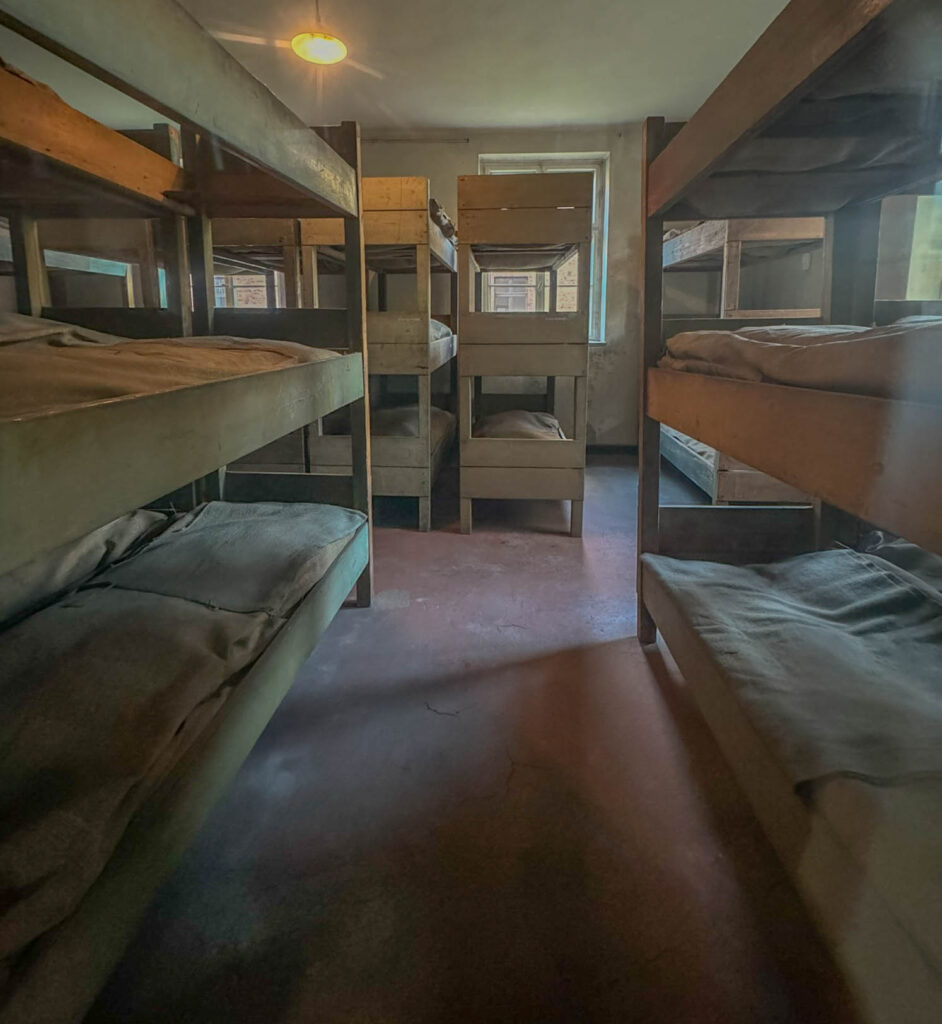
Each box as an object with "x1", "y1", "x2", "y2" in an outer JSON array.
[
  {"x1": 474, "y1": 410, "x2": 567, "y2": 440},
  {"x1": 660, "y1": 318, "x2": 942, "y2": 403}
]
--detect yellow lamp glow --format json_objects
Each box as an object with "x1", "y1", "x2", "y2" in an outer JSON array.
[{"x1": 291, "y1": 31, "x2": 348, "y2": 65}]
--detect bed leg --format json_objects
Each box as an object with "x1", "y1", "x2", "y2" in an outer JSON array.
[
  {"x1": 355, "y1": 567, "x2": 372, "y2": 608},
  {"x1": 638, "y1": 606, "x2": 657, "y2": 645},
  {"x1": 570, "y1": 500, "x2": 584, "y2": 538},
  {"x1": 418, "y1": 496, "x2": 431, "y2": 532},
  {"x1": 460, "y1": 498, "x2": 472, "y2": 535}
]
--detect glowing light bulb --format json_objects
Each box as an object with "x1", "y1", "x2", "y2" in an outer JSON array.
[{"x1": 291, "y1": 31, "x2": 347, "y2": 65}]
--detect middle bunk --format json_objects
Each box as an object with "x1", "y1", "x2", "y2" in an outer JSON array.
[{"x1": 457, "y1": 172, "x2": 592, "y2": 536}]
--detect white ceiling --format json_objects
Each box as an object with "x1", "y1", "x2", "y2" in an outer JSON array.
[{"x1": 0, "y1": 0, "x2": 789, "y2": 130}]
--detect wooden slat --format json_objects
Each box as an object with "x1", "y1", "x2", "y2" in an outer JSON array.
[
  {"x1": 211, "y1": 219, "x2": 298, "y2": 247},
  {"x1": 362, "y1": 176, "x2": 428, "y2": 211},
  {"x1": 459, "y1": 343, "x2": 587, "y2": 378},
  {"x1": 461, "y1": 208, "x2": 590, "y2": 245},
  {"x1": 461, "y1": 437, "x2": 585, "y2": 469},
  {"x1": 658, "y1": 505, "x2": 816, "y2": 562},
  {"x1": 662, "y1": 220, "x2": 728, "y2": 267},
  {"x1": 646, "y1": 0, "x2": 895, "y2": 215},
  {"x1": 223, "y1": 470, "x2": 354, "y2": 508},
  {"x1": 725, "y1": 307, "x2": 822, "y2": 319},
  {"x1": 727, "y1": 217, "x2": 827, "y2": 243},
  {"x1": 42, "y1": 307, "x2": 185, "y2": 338},
  {"x1": 0, "y1": 0, "x2": 357, "y2": 215},
  {"x1": 0, "y1": 353, "x2": 364, "y2": 576},
  {"x1": 647, "y1": 368, "x2": 942, "y2": 554},
  {"x1": 460, "y1": 466, "x2": 584, "y2": 500},
  {"x1": 458, "y1": 173, "x2": 594, "y2": 210},
  {"x1": 461, "y1": 312, "x2": 588, "y2": 345},
  {"x1": 0, "y1": 63, "x2": 184, "y2": 207},
  {"x1": 213, "y1": 307, "x2": 349, "y2": 349},
  {"x1": 659, "y1": 425, "x2": 716, "y2": 497}
]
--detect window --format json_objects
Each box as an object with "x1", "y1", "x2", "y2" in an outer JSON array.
[
  {"x1": 212, "y1": 273, "x2": 282, "y2": 308},
  {"x1": 478, "y1": 152, "x2": 610, "y2": 342}
]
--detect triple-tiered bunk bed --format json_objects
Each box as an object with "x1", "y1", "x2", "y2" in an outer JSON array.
[
  {"x1": 457, "y1": 172, "x2": 591, "y2": 536},
  {"x1": 0, "y1": 2, "x2": 372, "y2": 1020},
  {"x1": 209, "y1": 177, "x2": 459, "y2": 530},
  {"x1": 637, "y1": 1, "x2": 942, "y2": 1021},
  {"x1": 660, "y1": 216, "x2": 826, "y2": 503},
  {"x1": 302, "y1": 176, "x2": 459, "y2": 531}
]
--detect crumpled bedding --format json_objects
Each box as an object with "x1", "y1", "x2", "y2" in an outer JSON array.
[
  {"x1": 0, "y1": 313, "x2": 337, "y2": 419},
  {"x1": 644, "y1": 546, "x2": 942, "y2": 787},
  {"x1": 0, "y1": 501, "x2": 365, "y2": 977},
  {"x1": 474, "y1": 409, "x2": 567, "y2": 440},
  {"x1": 371, "y1": 405, "x2": 456, "y2": 450},
  {"x1": 659, "y1": 318, "x2": 942, "y2": 403}
]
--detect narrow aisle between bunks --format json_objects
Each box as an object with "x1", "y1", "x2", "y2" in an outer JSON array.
[{"x1": 89, "y1": 457, "x2": 855, "y2": 1024}]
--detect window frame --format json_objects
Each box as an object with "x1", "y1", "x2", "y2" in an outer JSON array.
[{"x1": 477, "y1": 151, "x2": 610, "y2": 343}]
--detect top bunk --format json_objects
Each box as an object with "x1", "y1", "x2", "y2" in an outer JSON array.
[
  {"x1": 296, "y1": 176, "x2": 458, "y2": 273},
  {"x1": 0, "y1": 0, "x2": 357, "y2": 217},
  {"x1": 646, "y1": 0, "x2": 942, "y2": 220},
  {"x1": 457, "y1": 172, "x2": 593, "y2": 355}
]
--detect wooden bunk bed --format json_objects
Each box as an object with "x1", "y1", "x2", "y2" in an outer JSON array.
[
  {"x1": 0, "y1": 5, "x2": 372, "y2": 1021},
  {"x1": 217, "y1": 177, "x2": 459, "y2": 531},
  {"x1": 661, "y1": 217, "x2": 826, "y2": 503},
  {"x1": 637, "y1": 2, "x2": 942, "y2": 1022},
  {"x1": 457, "y1": 172, "x2": 591, "y2": 536}
]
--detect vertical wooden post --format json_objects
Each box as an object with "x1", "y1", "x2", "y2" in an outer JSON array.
[
  {"x1": 459, "y1": 374, "x2": 474, "y2": 534},
  {"x1": 8, "y1": 212, "x2": 50, "y2": 316},
  {"x1": 300, "y1": 245, "x2": 319, "y2": 307},
  {"x1": 138, "y1": 220, "x2": 162, "y2": 308},
  {"x1": 449, "y1": 268, "x2": 459, "y2": 412},
  {"x1": 571, "y1": 374, "x2": 588, "y2": 538},
  {"x1": 157, "y1": 214, "x2": 192, "y2": 335},
  {"x1": 377, "y1": 271, "x2": 388, "y2": 311},
  {"x1": 829, "y1": 202, "x2": 881, "y2": 325},
  {"x1": 549, "y1": 268, "x2": 558, "y2": 312},
  {"x1": 319, "y1": 121, "x2": 372, "y2": 606},
  {"x1": 415, "y1": 244, "x2": 431, "y2": 314},
  {"x1": 181, "y1": 128, "x2": 214, "y2": 334},
  {"x1": 637, "y1": 117, "x2": 668, "y2": 644},
  {"x1": 283, "y1": 244, "x2": 301, "y2": 308},
  {"x1": 418, "y1": 373, "x2": 432, "y2": 531},
  {"x1": 720, "y1": 239, "x2": 742, "y2": 315},
  {"x1": 263, "y1": 269, "x2": 278, "y2": 308}
]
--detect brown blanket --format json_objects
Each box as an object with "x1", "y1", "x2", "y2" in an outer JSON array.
[
  {"x1": 660, "y1": 318, "x2": 942, "y2": 404},
  {"x1": 0, "y1": 313, "x2": 337, "y2": 419}
]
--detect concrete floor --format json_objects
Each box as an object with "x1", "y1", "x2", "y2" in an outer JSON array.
[{"x1": 90, "y1": 455, "x2": 857, "y2": 1024}]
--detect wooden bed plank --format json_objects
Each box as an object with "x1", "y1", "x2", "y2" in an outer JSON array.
[
  {"x1": 0, "y1": 528, "x2": 368, "y2": 1024},
  {"x1": 460, "y1": 312, "x2": 588, "y2": 345},
  {"x1": 646, "y1": 0, "x2": 896, "y2": 216},
  {"x1": 0, "y1": 0, "x2": 357, "y2": 215},
  {"x1": 460, "y1": 208, "x2": 591, "y2": 246},
  {"x1": 647, "y1": 368, "x2": 942, "y2": 555},
  {"x1": 461, "y1": 437, "x2": 585, "y2": 469},
  {"x1": 42, "y1": 307, "x2": 186, "y2": 338},
  {"x1": 658, "y1": 504, "x2": 816, "y2": 562},
  {"x1": 0, "y1": 354, "x2": 364, "y2": 577},
  {"x1": 659, "y1": 425, "x2": 716, "y2": 497},
  {"x1": 211, "y1": 219, "x2": 298, "y2": 247},
  {"x1": 0, "y1": 64, "x2": 184, "y2": 208},
  {"x1": 459, "y1": 343, "x2": 586, "y2": 379},
  {"x1": 458, "y1": 173, "x2": 594, "y2": 210},
  {"x1": 662, "y1": 220, "x2": 728, "y2": 268},
  {"x1": 460, "y1": 466, "x2": 584, "y2": 500},
  {"x1": 212, "y1": 307, "x2": 350, "y2": 349}
]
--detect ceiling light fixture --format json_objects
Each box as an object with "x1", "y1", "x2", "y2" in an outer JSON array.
[{"x1": 291, "y1": 0, "x2": 347, "y2": 65}]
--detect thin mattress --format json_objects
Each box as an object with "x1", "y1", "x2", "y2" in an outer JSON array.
[
  {"x1": 474, "y1": 409, "x2": 567, "y2": 440},
  {"x1": 659, "y1": 317, "x2": 942, "y2": 403},
  {"x1": 372, "y1": 405, "x2": 456, "y2": 452},
  {"x1": 0, "y1": 313, "x2": 337, "y2": 419},
  {"x1": 644, "y1": 540, "x2": 942, "y2": 980},
  {"x1": 0, "y1": 501, "x2": 366, "y2": 981}
]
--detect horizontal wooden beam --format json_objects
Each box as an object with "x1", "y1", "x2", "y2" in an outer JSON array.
[
  {"x1": 460, "y1": 466, "x2": 584, "y2": 500},
  {"x1": 658, "y1": 504, "x2": 816, "y2": 562},
  {"x1": 460, "y1": 208, "x2": 590, "y2": 245},
  {"x1": 647, "y1": 367, "x2": 942, "y2": 555},
  {"x1": 647, "y1": 0, "x2": 895, "y2": 215},
  {"x1": 458, "y1": 173, "x2": 593, "y2": 210},
  {"x1": 0, "y1": 63, "x2": 184, "y2": 208},
  {"x1": 0, "y1": 0, "x2": 357, "y2": 215}
]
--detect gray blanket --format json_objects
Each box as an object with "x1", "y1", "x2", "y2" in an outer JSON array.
[{"x1": 645, "y1": 548, "x2": 942, "y2": 786}]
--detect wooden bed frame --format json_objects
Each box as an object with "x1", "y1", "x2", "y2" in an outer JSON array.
[
  {"x1": 637, "y1": 2, "x2": 942, "y2": 1021},
  {"x1": 457, "y1": 172, "x2": 592, "y2": 536},
  {"x1": 303, "y1": 177, "x2": 459, "y2": 530},
  {"x1": 0, "y1": 5, "x2": 372, "y2": 1019},
  {"x1": 209, "y1": 177, "x2": 458, "y2": 530},
  {"x1": 661, "y1": 218, "x2": 825, "y2": 502}
]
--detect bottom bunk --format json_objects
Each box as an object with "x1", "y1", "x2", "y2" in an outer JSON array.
[
  {"x1": 641, "y1": 539, "x2": 942, "y2": 1024},
  {"x1": 660, "y1": 425, "x2": 807, "y2": 503},
  {"x1": 0, "y1": 501, "x2": 368, "y2": 1024},
  {"x1": 461, "y1": 409, "x2": 585, "y2": 537}
]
